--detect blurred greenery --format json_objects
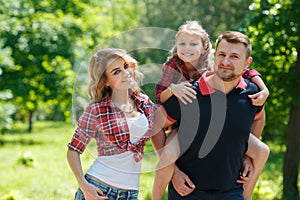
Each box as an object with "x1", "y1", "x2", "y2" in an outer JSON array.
[{"x1": 0, "y1": 0, "x2": 299, "y2": 199}]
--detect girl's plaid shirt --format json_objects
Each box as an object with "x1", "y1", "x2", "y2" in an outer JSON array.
[
  {"x1": 68, "y1": 93, "x2": 156, "y2": 162},
  {"x1": 155, "y1": 57, "x2": 198, "y2": 104}
]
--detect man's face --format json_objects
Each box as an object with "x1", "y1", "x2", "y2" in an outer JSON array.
[{"x1": 214, "y1": 40, "x2": 252, "y2": 82}]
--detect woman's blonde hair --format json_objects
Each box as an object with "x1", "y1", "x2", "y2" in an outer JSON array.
[
  {"x1": 170, "y1": 20, "x2": 212, "y2": 77},
  {"x1": 88, "y1": 48, "x2": 143, "y2": 103}
]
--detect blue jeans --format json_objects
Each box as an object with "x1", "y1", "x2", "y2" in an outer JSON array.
[
  {"x1": 168, "y1": 182, "x2": 244, "y2": 200},
  {"x1": 74, "y1": 174, "x2": 139, "y2": 200}
]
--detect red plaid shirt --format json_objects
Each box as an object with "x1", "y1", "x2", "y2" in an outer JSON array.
[
  {"x1": 155, "y1": 56, "x2": 261, "y2": 104},
  {"x1": 68, "y1": 93, "x2": 156, "y2": 162},
  {"x1": 155, "y1": 57, "x2": 196, "y2": 104}
]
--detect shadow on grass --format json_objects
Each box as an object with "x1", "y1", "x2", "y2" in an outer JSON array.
[
  {"x1": 0, "y1": 138, "x2": 43, "y2": 146},
  {"x1": 1, "y1": 120, "x2": 73, "y2": 135}
]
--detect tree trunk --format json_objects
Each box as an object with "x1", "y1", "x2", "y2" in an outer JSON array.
[
  {"x1": 283, "y1": 105, "x2": 300, "y2": 199},
  {"x1": 28, "y1": 110, "x2": 33, "y2": 132},
  {"x1": 283, "y1": 47, "x2": 300, "y2": 200}
]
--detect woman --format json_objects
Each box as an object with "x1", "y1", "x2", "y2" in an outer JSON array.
[{"x1": 67, "y1": 48, "x2": 156, "y2": 200}]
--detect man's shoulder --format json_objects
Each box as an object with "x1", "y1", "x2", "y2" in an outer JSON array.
[
  {"x1": 191, "y1": 79, "x2": 200, "y2": 91},
  {"x1": 244, "y1": 78, "x2": 259, "y2": 92}
]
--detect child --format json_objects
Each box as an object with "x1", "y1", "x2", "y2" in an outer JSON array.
[
  {"x1": 67, "y1": 48, "x2": 156, "y2": 200},
  {"x1": 152, "y1": 21, "x2": 269, "y2": 200}
]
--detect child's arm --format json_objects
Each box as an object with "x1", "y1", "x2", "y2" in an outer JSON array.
[
  {"x1": 248, "y1": 75, "x2": 269, "y2": 106},
  {"x1": 156, "y1": 61, "x2": 196, "y2": 105},
  {"x1": 243, "y1": 68, "x2": 269, "y2": 106},
  {"x1": 159, "y1": 82, "x2": 197, "y2": 105}
]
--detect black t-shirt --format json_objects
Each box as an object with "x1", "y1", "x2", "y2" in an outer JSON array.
[{"x1": 162, "y1": 75, "x2": 263, "y2": 191}]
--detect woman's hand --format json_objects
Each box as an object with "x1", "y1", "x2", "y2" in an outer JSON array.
[{"x1": 80, "y1": 181, "x2": 109, "y2": 200}]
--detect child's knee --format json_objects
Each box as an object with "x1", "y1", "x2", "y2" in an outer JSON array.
[
  {"x1": 160, "y1": 144, "x2": 180, "y2": 164},
  {"x1": 258, "y1": 141, "x2": 270, "y2": 162}
]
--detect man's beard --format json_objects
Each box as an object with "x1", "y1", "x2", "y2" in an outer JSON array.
[{"x1": 216, "y1": 70, "x2": 243, "y2": 82}]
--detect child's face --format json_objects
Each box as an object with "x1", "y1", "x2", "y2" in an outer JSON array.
[{"x1": 176, "y1": 32, "x2": 204, "y2": 67}]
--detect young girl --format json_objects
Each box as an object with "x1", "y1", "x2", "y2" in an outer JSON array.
[
  {"x1": 67, "y1": 48, "x2": 156, "y2": 200},
  {"x1": 152, "y1": 21, "x2": 269, "y2": 200}
]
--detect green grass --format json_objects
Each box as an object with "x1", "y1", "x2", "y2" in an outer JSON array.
[
  {"x1": 0, "y1": 121, "x2": 160, "y2": 200},
  {"x1": 0, "y1": 121, "x2": 78, "y2": 200},
  {"x1": 0, "y1": 121, "x2": 295, "y2": 200}
]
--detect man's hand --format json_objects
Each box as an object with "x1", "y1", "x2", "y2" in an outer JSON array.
[
  {"x1": 171, "y1": 165, "x2": 195, "y2": 196},
  {"x1": 236, "y1": 155, "x2": 254, "y2": 186}
]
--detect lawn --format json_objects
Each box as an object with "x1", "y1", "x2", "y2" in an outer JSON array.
[{"x1": 0, "y1": 121, "x2": 289, "y2": 200}]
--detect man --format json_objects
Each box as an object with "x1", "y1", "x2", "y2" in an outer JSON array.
[{"x1": 151, "y1": 31, "x2": 269, "y2": 200}]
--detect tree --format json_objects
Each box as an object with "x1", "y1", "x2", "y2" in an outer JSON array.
[
  {"x1": 0, "y1": 40, "x2": 16, "y2": 133},
  {"x1": 0, "y1": 1, "x2": 77, "y2": 131},
  {"x1": 240, "y1": 0, "x2": 300, "y2": 199},
  {"x1": 139, "y1": 0, "x2": 253, "y2": 41},
  {"x1": 0, "y1": 0, "x2": 140, "y2": 131}
]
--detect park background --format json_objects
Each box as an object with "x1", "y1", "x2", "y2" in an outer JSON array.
[{"x1": 0, "y1": 0, "x2": 299, "y2": 199}]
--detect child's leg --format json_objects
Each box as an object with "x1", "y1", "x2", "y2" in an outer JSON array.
[
  {"x1": 152, "y1": 131, "x2": 180, "y2": 200},
  {"x1": 244, "y1": 134, "x2": 270, "y2": 200}
]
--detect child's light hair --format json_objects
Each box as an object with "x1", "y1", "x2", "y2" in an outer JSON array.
[{"x1": 170, "y1": 20, "x2": 213, "y2": 75}]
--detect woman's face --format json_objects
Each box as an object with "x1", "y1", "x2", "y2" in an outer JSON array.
[
  {"x1": 176, "y1": 32, "x2": 204, "y2": 67},
  {"x1": 104, "y1": 57, "x2": 135, "y2": 91}
]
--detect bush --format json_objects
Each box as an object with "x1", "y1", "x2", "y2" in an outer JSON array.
[
  {"x1": 17, "y1": 151, "x2": 37, "y2": 167},
  {"x1": 0, "y1": 190, "x2": 22, "y2": 200}
]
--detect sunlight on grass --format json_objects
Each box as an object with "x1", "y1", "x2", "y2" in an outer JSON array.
[
  {"x1": 0, "y1": 121, "x2": 290, "y2": 200},
  {"x1": 0, "y1": 121, "x2": 78, "y2": 199}
]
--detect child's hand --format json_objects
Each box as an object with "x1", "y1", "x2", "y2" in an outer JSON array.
[
  {"x1": 171, "y1": 81, "x2": 197, "y2": 104},
  {"x1": 248, "y1": 89, "x2": 269, "y2": 106}
]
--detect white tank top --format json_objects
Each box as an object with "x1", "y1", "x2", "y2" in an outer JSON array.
[{"x1": 87, "y1": 113, "x2": 148, "y2": 190}]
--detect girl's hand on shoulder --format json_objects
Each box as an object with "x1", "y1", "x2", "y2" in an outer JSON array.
[
  {"x1": 171, "y1": 81, "x2": 197, "y2": 104},
  {"x1": 248, "y1": 89, "x2": 269, "y2": 106}
]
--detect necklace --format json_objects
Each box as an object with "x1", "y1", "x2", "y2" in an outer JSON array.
[{"x1": 119, "y1": 104, "x2": 134, "y2": 113}]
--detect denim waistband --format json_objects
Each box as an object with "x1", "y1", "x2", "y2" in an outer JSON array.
[{"x1": 84, "y1": 174, "x2": 139, "y2": 200}]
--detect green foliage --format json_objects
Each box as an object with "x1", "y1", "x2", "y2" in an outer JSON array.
[
  {"x1": 0, "y1": 90, "x2": 16, "y2": 133},
  {"x1": 0, "y1": 0, "x2": 141, "y2": 128},
  {"x1": 138, "y1": 0, "x2": 253, "y2": 41},
  {"x1": 239, "y1": 0, "x2": 300, "y2": 141},
  {"x1": 0, "y1": 38, "x2": 16, "y2": 132},
  {"x1": 239, "y1": 1, "x2": 300, "y2": 199},
  {"x1": 141, "y1": 83, "x2": 157, "y2": 103}
]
